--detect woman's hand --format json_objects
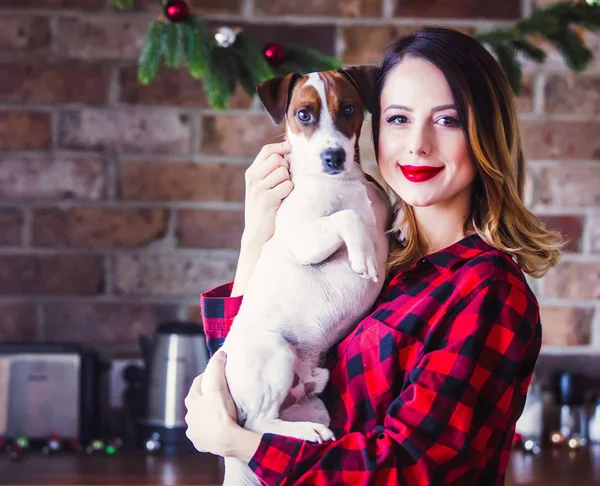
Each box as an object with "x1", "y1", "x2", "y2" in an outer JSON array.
[
  {"x1": 184, "y1": 352, "x2": 261, "y2": 460},
  {"x1": 232, "y1": 141, "x2": 293, "y2": 296},
  {"x1": 243, "y1": 141, "x2": 293, "y2": 248}
]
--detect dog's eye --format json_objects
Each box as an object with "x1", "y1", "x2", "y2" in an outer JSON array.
[
  {"x1": 296, "y1": 110, "x2": 311, "y2": 123},
  {"x1": 344, "y1": 105, "x2": 356, "y2": 116}
]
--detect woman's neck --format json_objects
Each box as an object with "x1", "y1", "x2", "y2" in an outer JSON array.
[{"x1": 413, "y1": 187, "x2": 473, "y2": 256}]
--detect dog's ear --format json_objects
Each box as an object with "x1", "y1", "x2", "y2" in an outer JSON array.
[
  {"x1": 257, "y1": 73, "x2": 299, "y2": 125},
  {"x1": 339, "y1": 65, "x2": 380, "y2": 114}
]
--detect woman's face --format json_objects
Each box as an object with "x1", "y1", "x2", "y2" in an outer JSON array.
[{"x1": 378, "y1": 57, "x2": 477, "y2": 209}]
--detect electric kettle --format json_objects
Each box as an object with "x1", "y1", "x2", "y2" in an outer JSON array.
[{"x1": 138, "y1": 321, "x2": 209, "y2": 453}]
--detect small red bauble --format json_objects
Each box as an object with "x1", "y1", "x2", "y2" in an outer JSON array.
[
  {"x1": 263, "y1": 43, "x2": 286, "y2": 67},
  {"x1": 165, "y1": 0, "x2": 189, "y2": 22}
]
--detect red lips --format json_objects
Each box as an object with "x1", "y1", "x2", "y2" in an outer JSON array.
[{"x1": 399, "y1": 165, "x2": 444, "y2": 183}]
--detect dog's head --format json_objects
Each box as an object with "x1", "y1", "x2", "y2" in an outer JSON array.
[{"x1": 257, "y1": 66, "x2": 379, "y2": 177}]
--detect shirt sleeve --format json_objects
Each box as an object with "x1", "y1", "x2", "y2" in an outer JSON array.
[
  {"x1": 200, "y1": 282, "x2": 243, "y2": 356},
  {"x1": 248, "y1": 280, "x2": 541, "y2": 485}
]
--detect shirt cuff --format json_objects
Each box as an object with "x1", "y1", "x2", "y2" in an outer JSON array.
[
  {"x1": 249, "y1": 433, "x2": 303, "y2": 485},
  {"x1": 200, "y1": 282, "x2": 243, "y2": 332}
]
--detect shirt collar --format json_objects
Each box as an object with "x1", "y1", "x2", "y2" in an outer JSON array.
[{"x1": 424, "y1": 233, "x2": 492, "y2": 272}]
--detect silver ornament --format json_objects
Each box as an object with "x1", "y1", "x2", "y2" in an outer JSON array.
[{"x1": 215, "y1": 27, "x2": 237, "y2": 48}]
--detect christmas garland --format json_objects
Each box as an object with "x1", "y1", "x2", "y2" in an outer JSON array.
[
  {"x1": 475, "y1": 0, "x2": 600, "y2": 94},
  {"x1": 111, "y1": 0, "x2": 341, "y2": 109},
  {"x1": 112, "y1": 0, "x2": 600, "y2": 108}
]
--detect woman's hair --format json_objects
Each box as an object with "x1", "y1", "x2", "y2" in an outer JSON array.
[{"x1": 372, "y1": 27, "x2": 562, "y2": 278}]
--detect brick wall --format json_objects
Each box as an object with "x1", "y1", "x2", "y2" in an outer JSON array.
[{"x1": 0, "y1": 0, "x2": 599, "y2": 357}]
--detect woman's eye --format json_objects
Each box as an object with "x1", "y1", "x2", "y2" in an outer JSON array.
[
  {"x1": 344, "y1": 105, "x2": 355, "y2": 116},
  {"x1": 297, "y1": 110, "x2": 312, "y2": 122},
  {"x1": 386, "y1": 115, "x2": 408, "y2": 124},
  {"x1": 437, "y1": 116, "x2": 460, "y2": 126}
]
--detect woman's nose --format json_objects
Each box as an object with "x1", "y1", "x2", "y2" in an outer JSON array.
[{"x1": 408, "y1": 126, "x2": 432, "y2": 156}]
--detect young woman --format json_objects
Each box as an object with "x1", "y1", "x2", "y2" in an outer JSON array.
[{"x1": 184, "y1": 27, "x2": 562, "y2": 485}]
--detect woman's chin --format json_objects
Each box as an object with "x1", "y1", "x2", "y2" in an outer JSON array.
[{"x1": 402, "y1": 194, "x2": 440, "y2": 208}]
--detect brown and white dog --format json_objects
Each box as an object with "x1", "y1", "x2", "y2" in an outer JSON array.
[{"x1": 200, "y1": 67, "x2": 391, "y2": 486}]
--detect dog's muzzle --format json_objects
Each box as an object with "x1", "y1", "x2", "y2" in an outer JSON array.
[{"x1": 321, "y1": 148, "x2": 346, "y2": 174}]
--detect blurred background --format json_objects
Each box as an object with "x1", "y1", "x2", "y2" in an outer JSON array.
[{"x1": 0, "y1": 0, "x2": 600, "y2": 483}]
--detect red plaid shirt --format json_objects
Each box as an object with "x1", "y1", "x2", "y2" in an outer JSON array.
[{"x1": 201, "y1": 234, "x2": 541, "y2": 485}]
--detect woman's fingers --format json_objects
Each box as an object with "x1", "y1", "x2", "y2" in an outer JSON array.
[
  {"x1": 247, "y1": 142, "x2": 290, "y2": 180},
  {"x1": 262, "y1": 165, "x2": 291, "y2": 189},
  {"x1": 270, "y1": 179, "x2": 294, "y2": 200},
  {"x1": 252, "y1": 154, "x2": 289, "y2": 182}
]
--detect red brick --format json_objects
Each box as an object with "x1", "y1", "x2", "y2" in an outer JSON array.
[
  {"x1": 55, "y1": 17, "x2": 148, "y2": 60},
  {"x1": 0, "y1": 210, "x2": 23, "y2": 247},
  {"x1": 131, "y1": 0, "x2": 243, "y2": 14},
  {"x1": 44, "y1": 302, "x2": 180, "y2": 344},
  {"x1": 340, "y1": 25, "x2": 475, "y2": 64},
  {"x1": 177, "y1": 209, "x2": 244, "y2": 249},
  {"x1": 0, "y1": 154, "x2": 106, "y2": 201},
  {"x1": 2, "y1": 0, "x2": 104, "y2": 8},
  {"x1": 537, "y1": 215, "x2": 584, "y2": 253},
  {"x1": 119, "y1": 65, "x2": 251, "y2": 109},
  {"x1": 33, "y1": 208, "x2": 168, "y2": 248},
  {"x1": 543, "y1": 262, "x2": 600, "y2": 300},
  {"x1": 0, "y1": 255, "x2": 104, "y2": 295},
  {"x1": 521, "y1": 120, "x2": 600, "y2": 159},
  {"x1": 0, "y1": 303, "x2": 37, "y2": 341},
  {"x1": 120, "y1": 161, "x2": 246, "y2": 202},
  {"x1": 201, "y1": 115, "x2": 283, "y2": 157},
  {"x1": 545, "y1": 74, "x2": 600, "y2": 116},
  {"x1": 254, "y1": 0, "x2": 380, "y2": 17},
  {"x1": 0, "y1": 16, "x2": 51, "y2": 55},
  {"x1": 59, "y1": 109, "x2": 191, "y2": 154},
  {"x1": 538, "y1": 167, "x2": 600, "y2": 207},
  {"x1": 115, "y1": 252, "x2": 237, "y2": 295},
  {"x1": 0, "y1": 62, "x2": 110, "y2": 105},
  {"x1": 539, "y1": 306, "x2": 592, "y2": 346},
  {"x1": 0, "y1": 112, "x2": 51, "y2": 150},
  {"x1": 394, "y1": 0, "x2": 521, "y2": 19}
]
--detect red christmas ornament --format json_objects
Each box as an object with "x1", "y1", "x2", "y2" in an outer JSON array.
[
  {"x1": 263, "y1": 43, "x2": 286, "y2": 67},
  {"x1": 165, "y1": 0, "x2": 189, "y2": 22}
]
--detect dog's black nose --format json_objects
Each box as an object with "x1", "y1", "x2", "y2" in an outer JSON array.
[{"x1": 321, "y1": 148, "x2": 346, "y2": 173}]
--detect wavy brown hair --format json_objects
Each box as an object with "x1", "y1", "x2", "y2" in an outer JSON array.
[{"x1": 371, "y1": 27, "x2": 562, "y2": 278}]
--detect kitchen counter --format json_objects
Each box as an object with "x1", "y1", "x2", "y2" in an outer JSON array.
[{"x1": 2, "y1": 448, "x2": 600, "y2": 485}]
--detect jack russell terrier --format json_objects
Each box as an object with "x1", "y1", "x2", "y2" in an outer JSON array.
[{"x1": 201, "y1": 66, "x2": 391, "y2": 486}]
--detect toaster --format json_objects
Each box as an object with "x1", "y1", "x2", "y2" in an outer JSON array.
[{"x1": 0, "y1": 342, "x2": 110, "y2": 446}]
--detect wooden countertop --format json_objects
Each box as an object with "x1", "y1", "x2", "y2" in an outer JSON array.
[{"x1": 2, "y1": 447, "x2": 600, "y2": 485}]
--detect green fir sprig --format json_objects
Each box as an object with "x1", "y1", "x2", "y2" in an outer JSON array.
[
  {"x1": 476, "y1": 1, "x2": 600, "y2": 94},
  {"x1": 111, "y1": 0, "x2": 341, "y2": 109}
]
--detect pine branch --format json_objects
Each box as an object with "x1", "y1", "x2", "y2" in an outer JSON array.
[
  {"x1": 204, "y1": 47, "x2": 239, "y2": 110},
  {"x1": 493, "y1": 44, "x2": 522, "y2": 95},
  {"x1": 138, "y1": 19, "x2": 164, "y2": 84},
  {"x1": 476, "y1": 2, "x2": 600, "y2": 95},
  {"x1": 161, "y1": 22, "x2": 186, "y2": 68},
  {"x1": 512, "y1": 39, "x2": 547, "y2": 63},
  {"x1": 547, "y1": 27, "x2": 593, "y2": 71},
  {"x1": 185, "y1": 18, "x2": 211, "y2": 79},
  {"x1": 112, "y1": 0, "x2": 134, "y2": 9}
]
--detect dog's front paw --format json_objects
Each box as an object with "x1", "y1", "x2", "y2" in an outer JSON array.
[
  {"x1": 348, "y1": 244, "x2": 379, "y2": 283},
  {"x1": 289, "y1": 422, "x2": 336, "y2": 444}
]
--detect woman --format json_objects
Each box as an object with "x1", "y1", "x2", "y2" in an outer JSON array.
[{"x1": 184, "y1": 27, "x2": 562, "y2": 485}]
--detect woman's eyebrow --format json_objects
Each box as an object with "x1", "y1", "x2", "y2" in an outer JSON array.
[
  {"x1": 383, "y1": 103, "x2": 456, "y2": 112},
  {"x1": 384, "y1": 104, "x2": 411, "y2": 112},
  {"x1": 432, "y1": 104, "x2": 456, "y2": 112}
]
